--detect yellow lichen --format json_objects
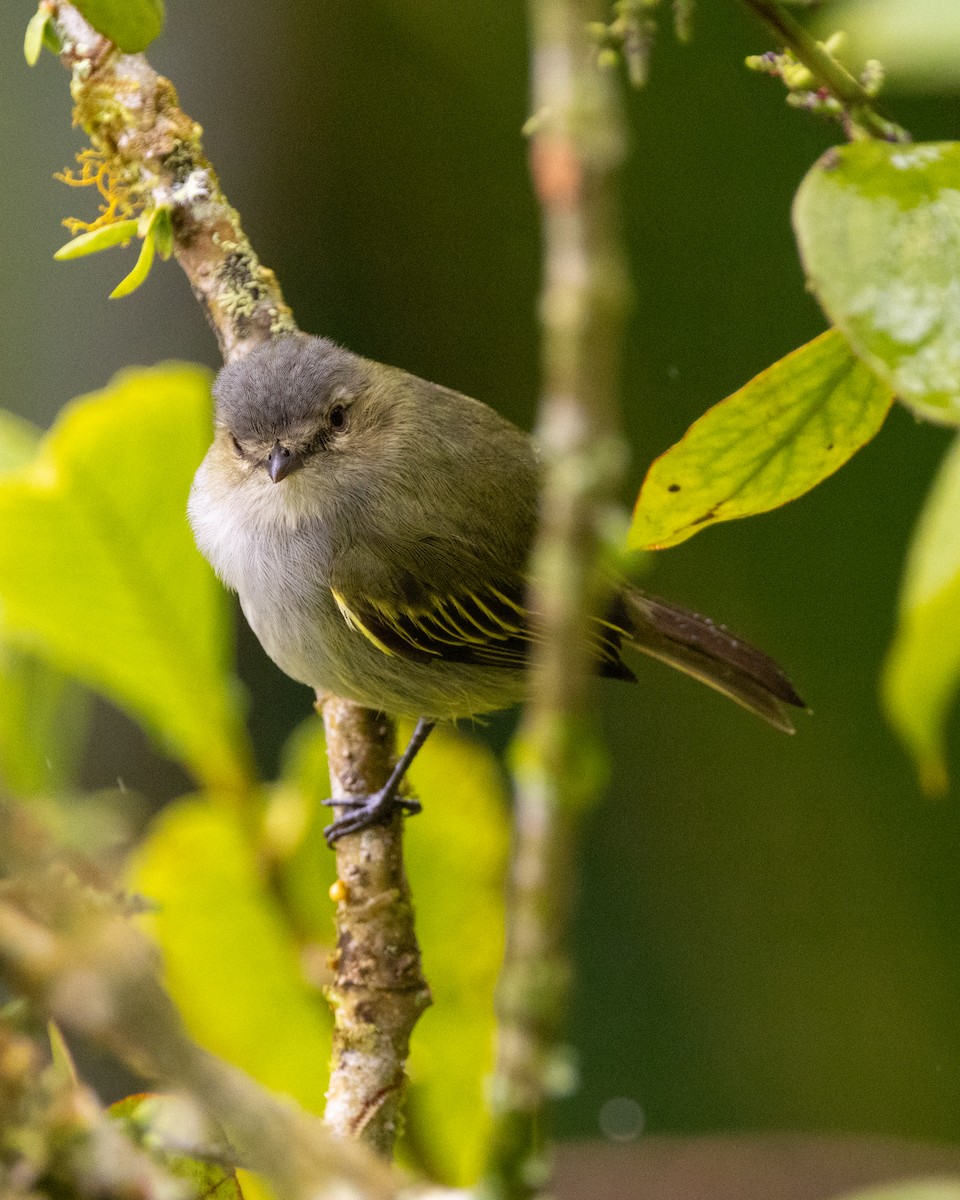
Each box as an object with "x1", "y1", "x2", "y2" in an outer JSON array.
[{"x1": 54, "y1": 146, "x2": 143, "y2": 236}]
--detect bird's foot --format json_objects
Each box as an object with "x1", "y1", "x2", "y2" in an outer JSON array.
[{"x1": 322, "y1": 790, "x2": 422, "y2": 844}]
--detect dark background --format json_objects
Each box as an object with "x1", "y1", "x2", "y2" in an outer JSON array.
[{"x1": 3, "y1": 0, "x2": 960, "y2": 1147}]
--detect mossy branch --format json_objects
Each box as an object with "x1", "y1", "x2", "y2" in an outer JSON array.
[
  {"x1": 49, "y1": 2, "x2": 297, "y2": 356},
  {"x1": 43, "y1": 0, "x2": 427, "y2": 1160}
]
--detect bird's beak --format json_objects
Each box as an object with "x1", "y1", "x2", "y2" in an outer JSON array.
[{"x1": 266, "y1": 441, "x2": 303, "y2": 483}]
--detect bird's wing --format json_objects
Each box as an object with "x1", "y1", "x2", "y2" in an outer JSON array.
[
  {"x1": 328, "y1": 540, "x2": 630, "y2": 674},
  {"x1": 328, "y1": 572, "x2": 534, "y2": 668}
]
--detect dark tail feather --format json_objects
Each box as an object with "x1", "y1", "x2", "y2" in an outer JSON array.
[{"x1": 615, "y1": 588, "x2": 806, "y2": 733}]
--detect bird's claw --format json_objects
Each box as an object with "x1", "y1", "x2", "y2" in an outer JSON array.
[{"x1": 322, "y1": 791, "x2": 422, "y2": 844}]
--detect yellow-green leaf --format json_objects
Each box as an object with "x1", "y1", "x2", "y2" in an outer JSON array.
[
  {"x1": 0, "y1": 366, "x2": 251, "y2": 794},
  {"x1": 150, "y1": 206, "x2": 175, "y2": 260},
  {"x1": 48, "y1": 1022, "x2": 79, "y2": 1085},
  {"x1": 23, "y1": 8, "x2": 50, "y2": 66},
  {"x1": 71, "y1": 0, "x2": 165, "y2": 53},
  {"x1": 110, "y1": 229, "x2": 155, "y2": 299},
  {"x1": 128, "y1": 797, "x2": 331, "y2": 1115},
  {"x1": 883, "y1": 433, "x2": 960, "y2": 794},
  {"x1": 794, "y1": 141, "x2": 960, "y2": 424},
  {"x1": 816, "y1": 0, "x2": 960, "y2": 93},
  {"x1": 833, "y1": 1184, "x2": 960, "y2": 1200},
  {"x1": 54, "y1": 219, "x2": 139, "y2": 261},
  {"x1": 111, "y1": 1094, "x2": 245, "y2": 1198},
  {"x1": 0, "y1": 411, "x2": 86, "y2": 797},
  {"x1": 0, "y1": 410, "x2": 40, "y2": 474},
  {"x1": 0, "y1": 644, "x2": 87, "y2": 796},
  {"x1": 630, "y1": 330, "x2": 893, "y2": 550},
  {"x1": 235, "y1": 1170, "x2": 277, "y2": 1200},
  {"x1": 264, "y1": 719, "x2": 336, "y2": 944},
  {"x1": 403, "y1": 725, "x2": 508, "y2": 1187}
]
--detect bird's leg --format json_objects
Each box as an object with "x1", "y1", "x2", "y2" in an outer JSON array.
[{"x1": 322, "y1": 717, "x2": 436, "y2": 844}]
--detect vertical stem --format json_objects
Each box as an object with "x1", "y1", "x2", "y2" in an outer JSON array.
[
  {"x1": 319, "y1": 696, "x2": 432, "y2": 1157},
  {"x1": 484, "y1": 3, "x2": 631, "y2": 1197}
]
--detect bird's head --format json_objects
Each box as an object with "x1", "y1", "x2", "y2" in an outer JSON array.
[{"x1": 210, "y1": 334, "x2": 382, "y2": 500}]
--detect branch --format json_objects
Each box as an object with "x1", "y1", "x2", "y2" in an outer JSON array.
[
  {"x1": 0, "y1": 805, "x2": 449, "y2": 1200},
  {"x1": 484, "y1": 2, "x2": 630, "y2": 1196},
  {"x1": 49, "y1": 2, "x2": 297, "y2": 358},
  {"x1": 44, "y1": 1, "x2": 425, "y2": 1158},
  {"x1": 0, "y1": 1012, "x2": 192, "y2": 1199},
  {"x1": 740, "y1": 0, "x2": 909, "y2": 142},
  {"x1": 319, "y1": 696, "x2": 432, "y2": 1154}
]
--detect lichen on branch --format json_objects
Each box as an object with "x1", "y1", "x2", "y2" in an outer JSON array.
[{"x1": 48, "y1": 1, "x2": 296, "y2": 356}]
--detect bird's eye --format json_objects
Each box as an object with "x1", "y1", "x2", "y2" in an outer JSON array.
[{"x1": 329, "y1": 404, "x2": 348, "y2": 433}]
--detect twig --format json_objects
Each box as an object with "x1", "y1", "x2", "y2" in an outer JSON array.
[
  {"x1": 0, "y1": 1011, "x2": 190, "y2": 1199},
  {"x1": 740, "y1": 0, "x2": 909, "y2": 141},
  {"x1": 483, "y1": 3, "x2": 631, "y2": 1197},
  {"x1": 319, "y1": 696, "x2": 432, "y2": 1155},
  {"x1": 44, "y1": 1, "x2": 424, "y2": 1156},
  {"x1": 49, "y1": 2, "x2": 297, "y2": 358},
  {"x1": 0, "y1": 805, "x2": 453, "y2": 1200}
]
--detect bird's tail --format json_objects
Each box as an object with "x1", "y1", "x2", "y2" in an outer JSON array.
[{"x1": 615, "y1": 588, "x2": 806, "y2": 732}]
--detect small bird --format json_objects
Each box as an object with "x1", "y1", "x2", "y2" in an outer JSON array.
[{"x1": 189, "y1": 334, "x2": 804, "y2": 842}]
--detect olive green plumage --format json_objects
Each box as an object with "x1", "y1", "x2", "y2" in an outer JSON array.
[{"x1": 188, "y1": 334, "x2": 803, "y2": 837}]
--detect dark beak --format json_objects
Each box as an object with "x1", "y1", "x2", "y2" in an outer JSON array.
[{"x1": 266, "y1": 441, "x2": 302, "y2": 483}]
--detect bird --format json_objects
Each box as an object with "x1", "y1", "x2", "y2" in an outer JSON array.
[{"x1": 188, "y1": 334, "x2": 804, "y2": 842}]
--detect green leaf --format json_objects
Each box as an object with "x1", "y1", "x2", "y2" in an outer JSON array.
[
  {"x1": 150, "y1": 206, "x2": 175, "y2": 260},
  {"x1": 403, "y1": 725, "x2": 508, "y2": 1186},
  {"x1": 54, "y1": 219, "x2": 139, "y2": 261},
  {"x1": 236, "y1": 1170, "x2": 277, "y2": 1200},
  {"x1": 110, "y1": 229, "x2": 156, "y2": 299},
  {"x1": 48, "y1": 1021, "x2": 79, "y2": 1085},
  {"x1": 630, "y1": 330, "x2": 893, "y2": 549},
  {"x1": 0, "y1": 411, "x2": 87, "y2": 797},
  {"x1": 128, "y1": 797, "x2": 331, "y2": 1115},
  {"x1": 0, "y1": 645, "x2": 87, "y2": 796},
  {"x1": 794, "y1": 141, "x2": 960, "y2": 425},
  {"x1": 0, "y1": 366, "x2": 252, "y2": 794},
  {"x1": 833, "y1": 1184, "x2": 960, "y2": 1200},
  {"x1": 71, "y1": 0, "x2": 165, "y2": 53},
  {"x1": 41, "y1": 19, "x2": 61, "y2": 54},
  {"x1": 0, "y1": 410, "x2": 40, "y2": 474},
  {"x1": 815, "y1": 0, "x2": 960, "y2": 92},
  {"x1": 264, "y1": 720, "x2": 336, "y2": 944},
  {"x1": 111, "y1": 1093, "x2": 245, "y2": 1198},
  {"x1": 23, "y1": 8, "x2": 51, "y2": 66},
  {"x1": 883, "y1": 434, "x2": 960, "y2": 794}
]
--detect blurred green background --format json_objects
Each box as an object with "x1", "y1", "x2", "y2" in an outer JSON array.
[{"x1": 3, "y1": 0, "x2": 960, "y2": 1146}]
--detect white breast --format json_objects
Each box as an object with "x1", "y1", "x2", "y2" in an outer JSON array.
[{"x1": 188, "y1": 453, "x2": 340, "y2": 687}]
